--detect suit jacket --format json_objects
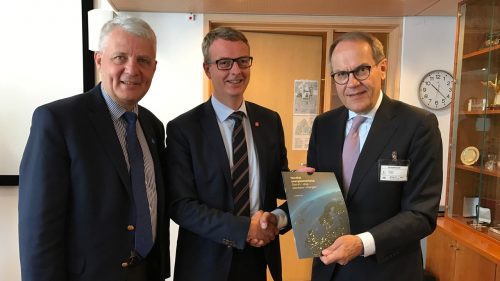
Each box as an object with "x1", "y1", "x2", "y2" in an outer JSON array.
[
  {"x1": 308, "y1": 95, "x2": 442, "y2": 281},
  {"x1": 18, "y1": 84, "x2": 170, "y2": 281},
  {"x1": 166, "y1": 99, "x2": 289, "y2": 281}
]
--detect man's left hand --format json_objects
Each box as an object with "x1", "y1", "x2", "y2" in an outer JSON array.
[{"x1": 319, "y1": 235, "x2": 363, "y2": 266}]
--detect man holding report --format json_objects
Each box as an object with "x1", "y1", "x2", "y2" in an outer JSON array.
[{"x1": 307, "y1": 32, "x2": 443, "y2": 281}]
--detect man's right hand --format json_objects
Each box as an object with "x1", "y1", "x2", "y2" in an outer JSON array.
[{"x1": 246, "y1": 210, "x2": 278, "y2": 247}]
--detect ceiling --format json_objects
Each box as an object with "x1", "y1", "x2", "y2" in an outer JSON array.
[{"x1": 107, "y1": 0, "x2": 460, "y2": 17}]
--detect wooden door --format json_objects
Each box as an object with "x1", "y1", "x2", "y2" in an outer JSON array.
[
  {"x1": 426, "y1": 228, "x2": 457, "y2": 281},
  {"x1": 427, "y1": 226, "x2": 497, "y2": 281},
  {"x1": 243, "y1": 31, "x2": 324, "y2": 168},
  {"x1": 244, "y1": 31, "x2": 325, "y2": 281},
  {"x1": 454, "y1": 241, "x2": 496, "y2": 281}
]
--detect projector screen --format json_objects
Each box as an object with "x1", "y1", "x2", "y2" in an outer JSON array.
[{"x1": 0, "y1": 1, "x2": 83, "y2": 180}]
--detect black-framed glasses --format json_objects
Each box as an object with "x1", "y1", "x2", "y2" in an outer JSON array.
[
  {"x1": 331, "y1": 62, "x2": 379, "y2": 85},
  {"x1": 207, "y1": 56, "x2": 253, "y2": 70}
]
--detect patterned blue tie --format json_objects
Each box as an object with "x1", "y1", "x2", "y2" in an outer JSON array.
[{"x1": 123, "y1": 112, "x2": 153, "y2": 258}]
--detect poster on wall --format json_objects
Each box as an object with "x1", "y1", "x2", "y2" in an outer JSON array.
[
  {"x1": 293, "y1": 80, "x2": 319, "y2": 115},
  {"x1": 292, "y1": 115, "x2": 315, "y2": 150},
  {"x1": 292, "y1": 80, "x2": 319, "y2": 150}
]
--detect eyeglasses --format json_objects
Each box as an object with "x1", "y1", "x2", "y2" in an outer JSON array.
[
  {"x1": 331, "y1": 63, "x2": 379, "y2": 85},
  {"x1": 207, "y1": 56, "x2": 253, "y2": 70}
]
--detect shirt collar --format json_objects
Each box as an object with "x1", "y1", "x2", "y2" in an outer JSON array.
[
  {"x1": 211, "y1": 95, "x2": 248, "y2": 122},
  {"x1": 100, "y1": 84, "x2": 139, "y2": 121},
  {"x1": 347, "y1": 90, "x2": 383, "y2": 120}
]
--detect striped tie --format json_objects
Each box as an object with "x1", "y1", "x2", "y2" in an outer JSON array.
[{"x1": 229, "y1": 111, "x2": 250, "y2": 217}]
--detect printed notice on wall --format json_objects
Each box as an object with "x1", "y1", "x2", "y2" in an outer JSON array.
[
  {"x1": 292, "y1": 115, "x2": 315, "y2": 150},
  {"x1": 293, "y1": 80, "x2": 319, "y2": 115},
  {"x1": 292, "y1": 80, "x2": 319, "y2": 150}
]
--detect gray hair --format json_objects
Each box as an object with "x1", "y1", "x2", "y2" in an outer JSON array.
[
  {"x1": 99, "y1": 16, "x2": 157, "y2": 53},
  {"x1": 202, "y1": 27, "x2": 249, "y2": 63},
  {"x1": 329, "y1": 32, "x2": 385, "y2": 69}
]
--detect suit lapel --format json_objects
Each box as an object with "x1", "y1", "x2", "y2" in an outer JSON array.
[
  {"x1": 138, "y1": 109, "x2": 165, "y2": 225},
  {"x1": 201, "y1": 100, "x2": 232, "y2": 188},
  {"x1": 86, "y1": 87, "x2": 132, "y2": 196},
  {"x1": 319, "y1": 109, "x2": 348, "y2": 197},
  {"x1": 137, "y1": 109, "x2": 161, "y2": 182},
  {"x1": 245, "y1": 102, "x2": 267, "y2": 205},
  {"x1": 330, "y1": 110, "x2": 349, "y2": 179},
  {"x1": 347, "y1": 95, "x2": 398, "y2": 201}
]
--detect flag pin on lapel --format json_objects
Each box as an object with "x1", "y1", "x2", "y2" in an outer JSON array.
[{"x1": 255, "y1": 121, "x2": 260, "y2": 127}]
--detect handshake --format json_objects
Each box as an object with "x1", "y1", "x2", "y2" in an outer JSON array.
[{"x1": 246, "y1": 210, "x2": 279, "y2": 247}]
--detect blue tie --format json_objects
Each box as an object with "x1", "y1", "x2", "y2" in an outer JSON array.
[{"x1": 123, "y1": 112, "x2": 153, "y2": 258}]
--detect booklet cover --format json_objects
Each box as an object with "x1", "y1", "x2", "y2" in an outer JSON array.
[{"x1": 282, "y1": 171, "x2": 350, "y2": 259}]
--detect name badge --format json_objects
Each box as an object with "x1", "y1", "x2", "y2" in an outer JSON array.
[
  {"x1": 378, "y1": 151, "x2": 410, "y2": 182},
  {"x1": 380, "y1": 165, "x2": 409, "y2": 181}
]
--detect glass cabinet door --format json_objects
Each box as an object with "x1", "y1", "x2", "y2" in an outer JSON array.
[{"x1": 448, "y1": 0, "x2": 500, "y2": 239}]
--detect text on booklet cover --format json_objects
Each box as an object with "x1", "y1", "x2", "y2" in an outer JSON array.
[{"x1": 282, "y1": 172, "x2": 350, "y2": 258}]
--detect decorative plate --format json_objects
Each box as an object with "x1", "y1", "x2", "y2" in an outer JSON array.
[{"x1": 460, "y1": 146, "x2": 480, "y2": 166}]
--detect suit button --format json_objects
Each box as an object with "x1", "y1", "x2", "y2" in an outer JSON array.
[
  {"x1": 127, "y1": 225, "x2": 135, "y2": 231},
  {"x1": 121, "y1": 262, "x2": 129, "y2": 268}
]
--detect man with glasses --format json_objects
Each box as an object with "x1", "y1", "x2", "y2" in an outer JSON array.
[
  {"x1": 307, "y1": 32, "x2": 443, "y2": 281},
  {"x1": 166, "y1": 27, "x2": 290, "y2": 281}
]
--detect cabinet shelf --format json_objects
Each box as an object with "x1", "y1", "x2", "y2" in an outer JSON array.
[
  {"x1": 460, "y1": 109, "x2": 500, "y2": 115},
  {"x1": 463, "y1": 45, "x2": 500, "y2": 59},
  {"x1": 461, "y1": 45, "x2": 499, "y2": 72},
  {"x1": 455, "y1": 164, "x2": 500, "y2": 178}
]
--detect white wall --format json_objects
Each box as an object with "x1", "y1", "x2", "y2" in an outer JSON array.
[
  {"x1": 0, "y1": 1, "x2": 456, "y2": 280},
  {"x1": 399, "y1": 16, "x2": 456, "y2": 268},
  {"x1": 400, "y1": 16, "x2": 457, "y2": 207}
]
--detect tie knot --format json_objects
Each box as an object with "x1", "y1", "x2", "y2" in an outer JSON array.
[
  {"x1": 123, "y1": 112, "x2": 138, "y2": 125},
  {"x1": 229, "y1": 111, "x2": 245, "y2": 121},
  {"x1": 351, "y1": 115, "x2": 366, "y2": 131}
]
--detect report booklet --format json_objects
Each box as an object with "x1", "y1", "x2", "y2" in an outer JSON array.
[{"x1": 282, "y1": 171, "x2": 350, "y2": 258}]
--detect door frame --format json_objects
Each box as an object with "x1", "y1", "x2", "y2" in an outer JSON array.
[{"x1": 203, "y1": 14, "x2": 403, "y2": 111}]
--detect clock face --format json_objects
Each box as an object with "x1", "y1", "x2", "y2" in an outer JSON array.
[{"x1": 418, "y1": 70, "x2": 453, "y2": 110}]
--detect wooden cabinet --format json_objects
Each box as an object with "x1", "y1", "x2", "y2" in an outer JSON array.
[
  {"x1": 446, "y1": 0, "x2": 500, "y2": 241},
  {"x1": 427, "y1": 1, "x2": 500, "y2": 280},
  {"x1": 426, "y1": 218, "x2": 499, "y2": 281},
  {"x1": 426, "y1": 226, "x2": 456, "y2": 281},
  {"x1": 454, "y1": 242, "x2": 496, "y2": 281}
]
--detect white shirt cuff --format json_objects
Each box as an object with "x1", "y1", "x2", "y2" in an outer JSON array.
[
  {"x1": 271, "y1": 209, "x2": 288, "y2": 229},
  {"x1": 357, "y1": 232, "x2": 376, "y2": 257}
]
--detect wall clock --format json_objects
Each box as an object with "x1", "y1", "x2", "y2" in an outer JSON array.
[{"x1": 418, "y1": 70, "x2": 454, "y2": 110}]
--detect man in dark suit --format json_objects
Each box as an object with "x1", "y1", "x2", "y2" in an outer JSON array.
[
  {"x1": 18, "y1": 17, "x2": 169, "y2": 281},
  {"x1": 308, "y1": 32, "x2": 443, "y2": 281},
  {"x1": 166, "y1": 27, "x2": 288, "y2": 281}
]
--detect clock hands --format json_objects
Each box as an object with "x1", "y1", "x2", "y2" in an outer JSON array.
[{"x1": 430, "y1": 83, "x2": 447, "y2": 99}]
